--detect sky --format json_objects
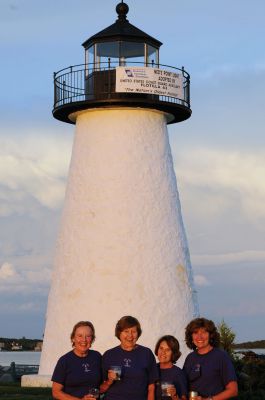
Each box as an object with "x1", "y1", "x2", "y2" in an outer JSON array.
[{"x1": 0, "y1": 0, "x2": 264, "y2": 343}]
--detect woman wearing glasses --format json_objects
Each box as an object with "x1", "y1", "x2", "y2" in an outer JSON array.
[{"x1": 52, "y1": 321, "x2": 101, "y2": 400}]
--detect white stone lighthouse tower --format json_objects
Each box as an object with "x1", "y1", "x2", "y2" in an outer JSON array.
[{"x1": 23, "y1": 1, "x2": 198, "y2": 387}]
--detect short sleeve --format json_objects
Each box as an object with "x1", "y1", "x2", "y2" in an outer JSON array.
[
  {"x1": 177, "y1": 368, "x2": 188, "y2": 397},
  {"x1": 102, "y1": 351, "x2": 109, "y2": 381},
  {"x1": 221, "y1": 352, "x2": 237, "y2": 386},
  {"x1": 51, "y1": 356, "x2": 67, "y2": 385},
  {"x1": 147, "y1": 349, "x2": 159, "y2": 384}
]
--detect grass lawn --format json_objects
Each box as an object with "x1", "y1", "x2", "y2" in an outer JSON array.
[{"x1": 0, "y1": 382, "x2": 52, "y2": 400}]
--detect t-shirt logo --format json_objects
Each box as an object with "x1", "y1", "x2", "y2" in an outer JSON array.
[
  {"x1": 190, "y1": 364, "x2": 201, "y2": 382},
  {"x1": 123, "y1": 358, "x2": 132, "y2": 368},
  {"x1": 194, "y1": 364, "x2": 201, "y2": 373},
  {"x1": 82, "y1": 363, "x2": 91, "y2": 372}
]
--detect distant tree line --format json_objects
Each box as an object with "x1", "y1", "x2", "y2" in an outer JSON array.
[
  {"x1": 0, "y1": 337, "x2": 42, "y2": 351},
  {"x1": 233, "y1": 340, "x2": 265, "y2": 349}
]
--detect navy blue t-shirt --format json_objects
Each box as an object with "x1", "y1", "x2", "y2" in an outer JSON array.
[
  {"x1": 156, "y1": 363, "x2": 188, "y2": 399},
  {"x1": 52, "y1": 349, "x2": 102, "y2": 398},
  {"x1": 183, "y1": 347, "x2": 237, "y2": 397},
  {"x1": 102, "y1": 345, "x2": 158, "y2": 400}
]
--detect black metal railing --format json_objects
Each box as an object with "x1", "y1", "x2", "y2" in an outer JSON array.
[
  {"x1": 53, "y1": 62, "x2": 191, "y2": 110},
  {"x1": 9, "y1": 362, "x2": 39, "y2": 381}
]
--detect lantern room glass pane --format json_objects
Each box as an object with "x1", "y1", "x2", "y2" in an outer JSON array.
[
  {"x1": 86, "y1": 41, "x2": 158, "y2": 69},
  {"x1": 88, "y1": 45, "x2": 95, "y2": 64},
  {"x1": 85, "y1": 45, "x2": 95, "y2": 77},
  {"x1": 147, "y1": 45, "x2": 158, "y2": 66},
  {"x1": 96, "y1": 42, "x2": 119, "y2": 68},
  {"x1": 120, "y1": 41, "x2": 145, "y2": 65}
]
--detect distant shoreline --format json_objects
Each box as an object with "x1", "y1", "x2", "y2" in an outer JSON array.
[
  {"x1": 0, "y1": 350, "x2": 41, "y2": 352},
  {"x1": 1, "y1": 338, "x2": 265, "y2": 351},
  {"x1": 233, "y1": 339, "x2": 265, "y2": 349}
]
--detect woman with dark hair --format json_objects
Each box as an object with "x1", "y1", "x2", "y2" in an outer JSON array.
[
  {"x1": 101, "y1": 315, "x2": 158, "y2": 400},
  {"x1": 155, "y1": 335, "x2": 188, "y2": 400},
  {"x1": 52, "y1": 321, "x2": 101, "y2": 399},
  {"x1": 183, "y1": 318, "x2": 238, "y2": 400}
]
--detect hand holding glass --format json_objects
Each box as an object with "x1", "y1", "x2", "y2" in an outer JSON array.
[
  {"x1": 189, "y1": 391, "x2": 199, "y2": 400},
  {"x1": 161, "y1": 381, "x2": 176, "y2": 398},
  {"x1": 88, "y1": 388, "x2": 99, "y2": 399},
  {"x1": 109, "y1": 365, "x2": 122, "y2": 380}
]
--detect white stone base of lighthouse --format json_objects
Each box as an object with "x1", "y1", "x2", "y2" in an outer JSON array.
[{"x1": 22, "y1": 108, "x2": 197, "y2": 387}]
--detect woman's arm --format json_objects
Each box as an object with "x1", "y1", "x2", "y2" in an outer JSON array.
[
  {"x1": 99, "y1": 369, "x2": 115, "y2": 393},
  {"x1": 99, "y1": 379, "x2": 114, "y2": 393},
  {"x1": 52, "y1": 382, "x2": 80, "y2": 400},
  {"x1": 208, "y1": 381, "x2": 238, "y2": 400},
  {"x1": 147, "y1": 383, "x2": 155, "y2": 400},
  {"x1": 196, "y1": 380, "x2": 238, "y2": 400}
]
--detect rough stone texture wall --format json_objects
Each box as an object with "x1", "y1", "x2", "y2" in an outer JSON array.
[{"x1": 38, "y1": 108, "x2": 197, "y2": 378}]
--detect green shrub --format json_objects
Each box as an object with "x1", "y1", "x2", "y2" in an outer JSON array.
[{"x1": 233, "y1": 357, "x2": 265, "y2": 398}]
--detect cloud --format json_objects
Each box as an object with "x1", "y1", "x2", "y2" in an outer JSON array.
[
  {"x1": 173, "y1": 147, "x2": 265, "y2": 225},
  {"x1": 0, "y1": 129, "x2": 72, "y2": 215},
  {"x1": 0, "y1": 253, "x2": 52, "y2": 294},
  {"x1": 192, "y1": 250, "x2": 265, "y2": 267},
  {"x1": 194, "y1": 274, "x2": 211, "y2": 286},
  {"x1": 0, "y1": 262, "x2": 17, "y2": 279}
]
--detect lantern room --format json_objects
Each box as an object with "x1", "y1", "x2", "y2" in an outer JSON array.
[
  {"x1": 82, "y1": 2, "x2": 161, "y2": 70},
  {"x1": 52, "y1": 1, "x2": 191, "y2": 125}
]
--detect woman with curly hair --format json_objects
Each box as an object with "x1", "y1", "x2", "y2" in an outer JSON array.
[
  {"x1": 183, "y1": 318, "x2": 238, "y2": 400},
  {"x1": 155, "y1": 335, "x2": 188, "y2": 400}
]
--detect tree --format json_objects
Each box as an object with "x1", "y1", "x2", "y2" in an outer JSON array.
[{"x1": 218, "y1": 319, "x2": 236, "y2": 355}]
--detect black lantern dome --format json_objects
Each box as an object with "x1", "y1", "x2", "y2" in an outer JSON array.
[
  {"x1": 82, "y1": 2, "x2": 162, "y2": 67},
  {"x1": 52, "y1": 2, "x2": 191, "y2": 124}
]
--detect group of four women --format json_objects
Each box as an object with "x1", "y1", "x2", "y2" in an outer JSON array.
[{"x1": 51, "y1": 316, "x2": 238, "y2": 400}]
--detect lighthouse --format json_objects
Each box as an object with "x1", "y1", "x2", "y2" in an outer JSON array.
[{"x1": 22, "y1": 1, "x2": 198, "y2": 387}]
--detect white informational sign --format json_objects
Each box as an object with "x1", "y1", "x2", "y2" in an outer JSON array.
[{"x1": 115, "y1": 66, "x2": 183, "y2": 99}]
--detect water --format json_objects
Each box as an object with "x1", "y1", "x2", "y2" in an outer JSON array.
[
  {"x1": 0, "y1": 348, "x2": 264, "y2": 367},
  {"x1": 234, "y1": 348, "x2": 265, "y2": 355},
  {"x1": 0, "y1": 351, "x2": 41, "y2": 367}
]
